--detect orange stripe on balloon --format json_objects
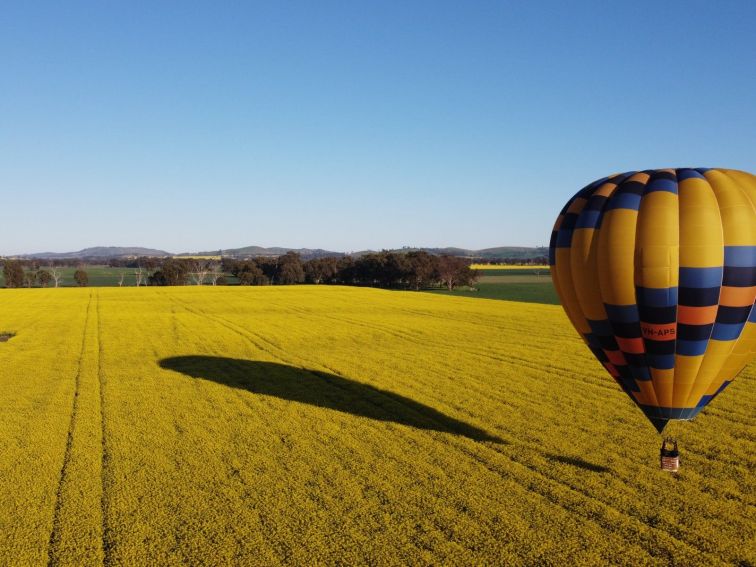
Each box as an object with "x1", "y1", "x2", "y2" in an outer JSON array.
[
  {"x1": 677, "y1": 305, "x2": 719, "y2": 325},
  {"x1": 718, "y1": 286, "x2": 756, "y2": 307},
  {"x1": 566, "y1": 198, "x2": 587, "y2": 214},
  {"x1": 605, "y1": 350, "x2": 627, "y2": 366},
  {"x1": 641, "y1": 322, "x2": 677, "y2": 340},
  {"x1": 616, "y1": 336, "x2": 645, "y2": 353}
]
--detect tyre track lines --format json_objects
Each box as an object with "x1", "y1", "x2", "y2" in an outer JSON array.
[
  {"x1": 46, "y1": 293, "x2": 93, "y2": 567},
  {"x1": 97, "y1": 292, "x2": 115, "y2": 566},
  {"x1": 259, "y1": 299, "x2": 616, "y2": 408},
  {"x1": 170, "y1": 295, "x2": 497, "y2": 445},
  {"x1": 165, "y1": 295, "x2": 505, "y2": 557},
  {"x1": 303, "y1": 305, "x2": 732, "y2": 561},
  {"x1": 190, "y1": 295, "x2": 724, "y2": 563},
  {"x1": 175, "y1": 297, "x2": 669, "y2": 559}
]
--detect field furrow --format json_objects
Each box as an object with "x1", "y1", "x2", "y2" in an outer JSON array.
[
  {"x1": 46, "y1": 292, "x2": 105, "y2": 567},
  {"x1": 0, "y1": 286, "x2": 752, "y2": 566}
]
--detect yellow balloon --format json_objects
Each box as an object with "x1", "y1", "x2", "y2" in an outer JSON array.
[{"x1": 549, "y1": 169, "x2": 756, "y2": 432}]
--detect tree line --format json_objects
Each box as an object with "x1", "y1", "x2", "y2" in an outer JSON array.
[
  {"x1": 1, "y1": 261, "x2": 88, "y2": 288},
  {"x1": 222, "y1": 251, "x2": 477, "y2": 290},
  {"x1": 1, "y1": 252, "x2": 478, "y2": 290}
]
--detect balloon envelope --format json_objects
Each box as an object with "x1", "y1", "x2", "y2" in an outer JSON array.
[{"x1": 549, "y1": 168, "x2": 756, "y2": 432}]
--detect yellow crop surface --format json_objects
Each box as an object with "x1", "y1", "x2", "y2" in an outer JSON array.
[
  {"x1": 470, "y1": 264, "x2": 549, "y2": 270},
  {"x1": 0, "y1": 287, "x2": 752, "y2": 565}
]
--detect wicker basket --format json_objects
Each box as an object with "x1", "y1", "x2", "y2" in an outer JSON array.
[{"x1": 660, "y1": 439, "x2": 680, "y2": 472}]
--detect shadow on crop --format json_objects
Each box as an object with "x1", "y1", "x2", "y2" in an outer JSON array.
[
  {"x1": 159, "y1": 356, "x2": 501, "y2": 443},
  {"x1": 545, "y1": 453, "x2": 610, "y2": 473}
]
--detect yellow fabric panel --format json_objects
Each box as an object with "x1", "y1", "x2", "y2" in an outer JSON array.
[
  {"x1": 685, "y1": 340, "x2": 734, "y2": 405},
  {"x1": 711, "y1": 321, "x2": 756, "y2": 388},
  {"x1": 722, "y1": 169, "x2": 756, "y2": 202},
  {"x1": 635, "y1": 190, "x2": 679, "y2": 288},
  {"x1": 672, "y1": 355, "x2": 704, "y2": 408},
  {"x1": 570, "y1": 228, "x2": 607, "y2": 321},
  {"x1": 598, "y1": 209, "x2": 637, "y2": 305},
  {"x1": 705, "y1": 170, "x2": 756, "y2": 246},
  {"x1": 550, "y1": 264, "x2": 564, "y2": 308},
  {"x1": 678, "y1": 176, "x2": 724, "y2": 268},
  {"x1": 688, "y1": 170, "x2": 756, "y2": 405},
  {"x1": 702, "y1": 377, "x2": 729, "y2": 398},
  {"x1": 650, "y1": 368, "x2": 674, "y2": 408},
  {"x1": 632, "y1": 380, "x2": 658, "y2": 406},
  {"x1": 555, "y1": 247, "x2": 590, "y2": 335}
]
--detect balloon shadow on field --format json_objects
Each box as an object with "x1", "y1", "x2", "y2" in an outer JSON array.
[
  {"x1": 545, "y1": 454, "x2": 610, "y2": 473},
  {"x1": 159, "y1": 356, "x2": 501, "y2": 443}
]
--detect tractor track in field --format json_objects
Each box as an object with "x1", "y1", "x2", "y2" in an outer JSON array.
[
  {"x1": 47, "y1": 293, "x2": 93, "y2": 567},
  {"x1": 292, "y1": 305, "x2": 728, "y2": 560},
  {"x1": 238, "y1": 300, "x2": 631, "y2": 449},
  {"x1": 97, "y1": 292, "x2": 115, "y2": 566},
  {"x1": 166, "y1": 295, "x2": 500, "y2": 443},
  {"x1": 171, "y1": 298, "x2": 676, "y2": 559},
  {"x1": 165, "y1": 293, "x2": 730, "y2": 563},
  {"x1": 165, "y1": 309, "x2": 299, "y2": 562},
  {"x1": 242, "y1": 297, "x2": 621, "y2": 407},
  {"x1": 163, "y1": 295, "x2": 511, "y2": 557}
]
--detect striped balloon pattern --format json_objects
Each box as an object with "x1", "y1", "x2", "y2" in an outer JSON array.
[{"x1": 549, "y1": 169, "x2": 756, "y2": 432}]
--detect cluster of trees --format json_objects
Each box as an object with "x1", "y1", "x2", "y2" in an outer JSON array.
[
  {"x1": 148, "y1": 259, "x2": 225, "y2": 286},
  {"x1": 2, "y1": 252, "x2": 478, "y2": 291},
  {"x1": 1, "y1": 260, "x2": 76, "y2": 288},
  {"x1": 223, "y1": 251, "x2": 478, "y2": 290},
  {"x1": 223, "y1": 252, "x2": 306, "y2": 286}
]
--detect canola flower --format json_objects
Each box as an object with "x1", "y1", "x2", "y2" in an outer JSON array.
[
  {"x1": 470, "y1": 264, "x2": 550, "y2": 270},
  {"x1": 0, "y1": 286, "x2": 752, "y2": 566}
]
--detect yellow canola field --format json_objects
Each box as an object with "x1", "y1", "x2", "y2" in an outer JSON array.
[
  {"x1": 470, "y1": 264, "x2": 549, "y2": 270},
  {"x1": 0, "y1": 286, "x2": 752, "y2": 566}
]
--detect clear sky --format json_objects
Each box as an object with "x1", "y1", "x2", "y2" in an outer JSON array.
[{"x1": 2, "y1": 1, "x2": 755, "y2": 255}]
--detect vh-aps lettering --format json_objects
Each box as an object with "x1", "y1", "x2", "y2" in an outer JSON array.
[{"x1": 641, "y1": 323, "x2": 677, "y2": 340}]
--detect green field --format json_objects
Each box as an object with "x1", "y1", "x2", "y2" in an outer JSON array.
[
  {"x1": 0, "y1": 266, "x2": 136, "y2": 287},
  {"x1": 429, "y1": 268, "x2": 558, "y2": 304},
  {"x1": 0, "y1": 286, "x2": 752, "y2": 565}
]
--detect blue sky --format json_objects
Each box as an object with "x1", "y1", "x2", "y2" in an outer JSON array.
[{"x1": 2, "y1": 1, "x2": 755, "y2": 254}]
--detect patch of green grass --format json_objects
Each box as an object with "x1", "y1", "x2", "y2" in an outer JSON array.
[
  {"x1": 0, "y1": 266, "x2": 135, "y2": 287},
  {"x1": 427, "y1": 279, "x2": 559, "y2": 305}
]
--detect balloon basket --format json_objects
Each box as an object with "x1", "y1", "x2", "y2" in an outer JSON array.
[{"x1": 660, "y1": 438, "x2": 680, "y2": 472}]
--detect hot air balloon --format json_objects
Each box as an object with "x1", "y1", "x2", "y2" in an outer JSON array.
[{"x1": 549, "y1": 169, "x2": 756, "y2": 446}]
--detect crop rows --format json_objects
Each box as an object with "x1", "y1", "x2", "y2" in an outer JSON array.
[{"x1": 0, "y1": 287, "x2": 752, "y2": 565}]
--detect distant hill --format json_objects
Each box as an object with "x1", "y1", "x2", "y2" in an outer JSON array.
[
  {"x1": 24, "y1": 247, "x2": 171, "y2": 259},
  {"x1": 178, "y1": 246, "x2": 343, "y2": 259},
  {"x1": 17, "y1": 245, "x2": 547, "y2": 261},
  {"x1": 189, "y1": 245, "x2": 548, "y2": 260},
  {"x1": 474, "y1": 246, "x2": 549, "y2": 259},
  {"x1": 352, "y1": 246, "x2": 548, "y2": 260}
]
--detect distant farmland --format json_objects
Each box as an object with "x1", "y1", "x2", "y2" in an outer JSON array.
[
  {"x1": 0, "y1": 286, "x2": 751, "y2": 565},
  {"x1": 1, "y1": 265, "x2": 559, "y2": 305},
  {"x1": 430, "y1": 267, "x2": 558, "y2": 304},
  {"x1": 0, "y1": 265, "x2": 136, "y2": 287}
]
